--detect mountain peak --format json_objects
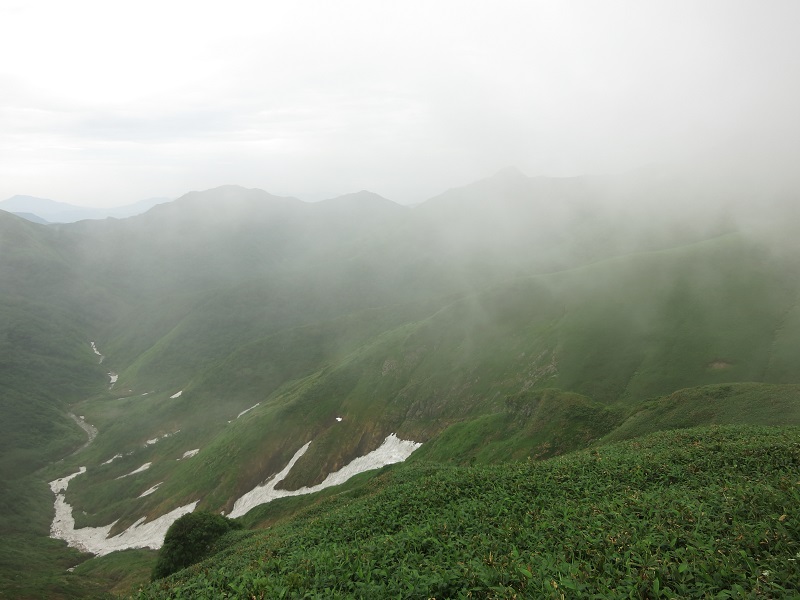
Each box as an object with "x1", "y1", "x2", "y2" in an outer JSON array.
[
  {"x1": 491, "y1": 166, "x2": 528, "y2": 180},
  {"x1": 316, "y1": 190, "x2": 404, "y2": 215}
]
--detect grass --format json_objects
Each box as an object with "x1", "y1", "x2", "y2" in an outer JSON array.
[
  {"x1": 46, "y1": 232, "x2": 800, "y2": 543},
  {"x1": 411, "y1": 388, "x2": 622, "y2": 465},
  {"x1": 135, "y1": 425, "x2": 800, "y2": 599},
  {"x1": 605, "y1": 383, "x2": 800, "y2": 443},
  {"x1": 4, "y1": 193, "x2": 800, "y2": 598},
  {"x1": 0, "y1": 473, "x2": 105, "y2": 600}
]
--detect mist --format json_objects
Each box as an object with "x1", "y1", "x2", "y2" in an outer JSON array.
[
  {"x1": 5, "y1": 5, "x2": 800, "y2": 594},
  {"x1": 1, "y1": 1, "x2": 799, "y2": 209}
]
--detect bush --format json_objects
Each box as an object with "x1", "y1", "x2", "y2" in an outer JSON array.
[{"x1": 152, "y1": 511, "x2": 242, "y2": 580}]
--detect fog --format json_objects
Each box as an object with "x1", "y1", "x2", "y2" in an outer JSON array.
[{"x1": 1, "y1": 1, "x2": 799, "y2": 208}]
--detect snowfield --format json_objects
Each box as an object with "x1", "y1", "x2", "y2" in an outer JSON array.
[
  {"x1": 50, "y1": 467, "x2": 198, "y2": 556},
  {"x1": 48, "y1": 434, "x2": 420, "y2": 555},
  {"x1": 229, "y1": 433, "x2": 421, "y2": 518}
]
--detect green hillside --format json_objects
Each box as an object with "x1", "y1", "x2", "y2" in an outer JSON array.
[
  {"x1": 59, "y1": 231, "x2": 800, "y2": 534},
  {"x1": 3, "y1": 171, "x2": 800, "y2": 598},
  {"x1": 137, "y1": 425, "x2": 800, "y2": 599}
]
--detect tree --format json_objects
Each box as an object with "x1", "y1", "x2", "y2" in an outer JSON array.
[{"x1": 152, "y1": 511, "x2": 242, "y2": 580}]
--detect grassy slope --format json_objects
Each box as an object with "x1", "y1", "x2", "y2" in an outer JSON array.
[
  {"x1": 59, "y1": 233, "x2": 800, "y2": 530},
  {"x1": 606, "y1": 383, "x2": 800, "y2": 443},
  {"x1": 5, "y1": 189, "x2": 800, "y2": 599},
  {"x1": 137, "y1": 425, "x2": 800, "y2": 599},
  {"x1": 0, "y1": 213, "x2": 119, "y2": 599}
]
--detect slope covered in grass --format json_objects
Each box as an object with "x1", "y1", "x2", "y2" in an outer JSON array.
[
  {"x1": 605, "y1": 383, "x2": 800, "y2": 443},
  {"x1": 412, "y1": 382, "x2": 800, "y2": 467},
  {"x1": 59, "y1": 231, "x2": 800, "y2": 535},
  {"x1": 5, "y1": 174, "x2": 800, "y2": 598},
  {"x1": 138, "y1": 425, "x2": 800, "y2": 599}
]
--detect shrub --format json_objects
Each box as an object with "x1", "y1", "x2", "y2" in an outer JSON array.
[{"x1": 151, "y1": 511, "x2": 242, "y2": 580}]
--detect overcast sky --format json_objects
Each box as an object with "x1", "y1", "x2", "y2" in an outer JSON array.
[{"x1": 1, "y1": 1, "x2": 798, "y2": 207}]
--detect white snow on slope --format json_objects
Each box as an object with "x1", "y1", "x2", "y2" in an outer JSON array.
[
  {"x1": 49, "y1": 467, "x2": 197, "y2": 556},
  {"x1": 101, "y1": 453, "x2": 122, "y2": 465},
  {"x1": 108, "y1": 372, "x2": 118, "y2": 385},
  {"x1": 236, "y1": 403, "x2": 260, "y2": 419},
  {"x1": 178, "y1": 449, "x2": 200, "y2": 460},
  {"x1": 145, "y1": 430, "x2": 179, "y2": 446},
  {"x1": 169, "y1": 390, "x2": 183, "y2": 399},
  {"x1": 138, "y1": 482, "x2": 163, "y2": 498},
  {"x1": 116, "y1": 462, "x2": 151, "y2": 479},
  {"x1": 50, "y1": 467, "x2": 87, "y2": 494},
  {"x1": 229, "y1": 433, "x2": 421, "y2": 518},
  {"x1": 90, "y1": 341, "x2": 104, "y2": 364}
]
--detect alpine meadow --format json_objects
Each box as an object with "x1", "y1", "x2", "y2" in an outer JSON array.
[{"x1": 1, "y1": 166, "x2": 799, "y2": 599}]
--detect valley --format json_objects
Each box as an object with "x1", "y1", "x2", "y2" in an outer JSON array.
[{"x1": 1, "y1": 169, "x2": 799, "y2": 598}]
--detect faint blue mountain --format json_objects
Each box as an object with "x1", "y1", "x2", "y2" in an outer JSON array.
[{"x1": 0, "y1": 195, "x2": 172, "y2": 223}]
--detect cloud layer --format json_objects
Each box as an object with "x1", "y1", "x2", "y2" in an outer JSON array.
[{"x1": 2, "y1": 1, "x2": 798, "y2": 206}]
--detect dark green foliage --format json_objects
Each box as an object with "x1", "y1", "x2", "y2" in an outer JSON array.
[
  {"x1": 137, "y1": 426, "x2": 800, "y2": 599},
  {"x1": 151, "y1": 512, "x2": 242, "y2": 581}
]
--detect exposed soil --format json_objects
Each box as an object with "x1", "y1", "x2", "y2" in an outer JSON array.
[{"x1": 68, "y1": 413, "x2": 97, "y2": 454}]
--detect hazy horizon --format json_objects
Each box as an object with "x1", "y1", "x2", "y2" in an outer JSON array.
[{"x1": 2, "y1": 1, "x2": 799, "y2": 208}]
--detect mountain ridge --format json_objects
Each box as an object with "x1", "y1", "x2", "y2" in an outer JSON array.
[
  {"x1": 2, "y1": 169, "x2": 800, "y2": 597},
  {"x1": 0, "y1": 194, "x2": 172, "y2": 223}
]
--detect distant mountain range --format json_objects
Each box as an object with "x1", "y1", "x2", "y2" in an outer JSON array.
[{"x1": 0, "y1": 194, "x2": 172, "y2": 223}]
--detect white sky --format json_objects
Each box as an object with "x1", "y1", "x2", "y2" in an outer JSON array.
[{"x1": 1, "y1": 1, "x2": 798, "y2": 207}]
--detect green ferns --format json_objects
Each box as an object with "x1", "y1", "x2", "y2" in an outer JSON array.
[{"x1": 140, "y1": 426, "x2": 800, "y2": 598}]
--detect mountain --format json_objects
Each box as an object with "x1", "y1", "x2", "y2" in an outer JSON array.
[
  {"x1": 0, "y1": 195, "x2": 172, "y2": 223},
  {"x1": 1, "y1": 171, "x2": 799, "y2": 598},
  {"x1": 9, "y1": 211, "x2": 50, "y2": 224}
]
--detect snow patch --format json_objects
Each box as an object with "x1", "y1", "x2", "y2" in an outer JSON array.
[
  {"x1": 101, "y1": 453, "x2": 122, "y2": 465},
  {"x1": 138, "y1": 482, "x2": 163, "y2": 498},
  {"x1": 145, "y1": 430, "x2": 179, "y2": 447},
  {"x1": 116, "y1": 462, "x2": 151, "y2": 479},
  {"x1": 169, "y1": 390, "x2": 183, "y2": 399},
  {"x1": 236, "y1": 403, "x2": 260, "y2": 419},
  {"x1": 50, "y1": 467, "x2": 87, "y2": 494},
  {"x1": 49, "y1": 467, "x2": 197, "y2": 556},
  {"x1": 178, "y1": 449, "x2": 200, "y2": 460},
  {"x1": 49, "y1": 435, "x2": 420, "y2": 555},
  {"x1": 336, "y1": 417, "x2": 343, "y2": 422},
  {"x1": 90, "y1": 341, "x2": 104, "y2": 364},
  {"x1": 227, "y1": 443, "x2": 311, "y2": 518},
  {"x1": 108, "y1": 372, "x2": 118, "y2": 385},
  {"x1": 228, "y1": 433, "x2": 421, "y2": 518}
]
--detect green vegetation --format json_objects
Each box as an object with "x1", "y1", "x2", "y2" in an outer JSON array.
[
  {"x1": 138, "y1": 426, "x2": 800, "y2": 599},
  {"x1": 606, "y1": 383, "x2": 800, "y2": 443},
  {"x1": 3, "y1": 177, "x2": 800, "y2": 598},
  {"x1": 152, "y1": 512, "x2": 242, "y2": 580}
]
